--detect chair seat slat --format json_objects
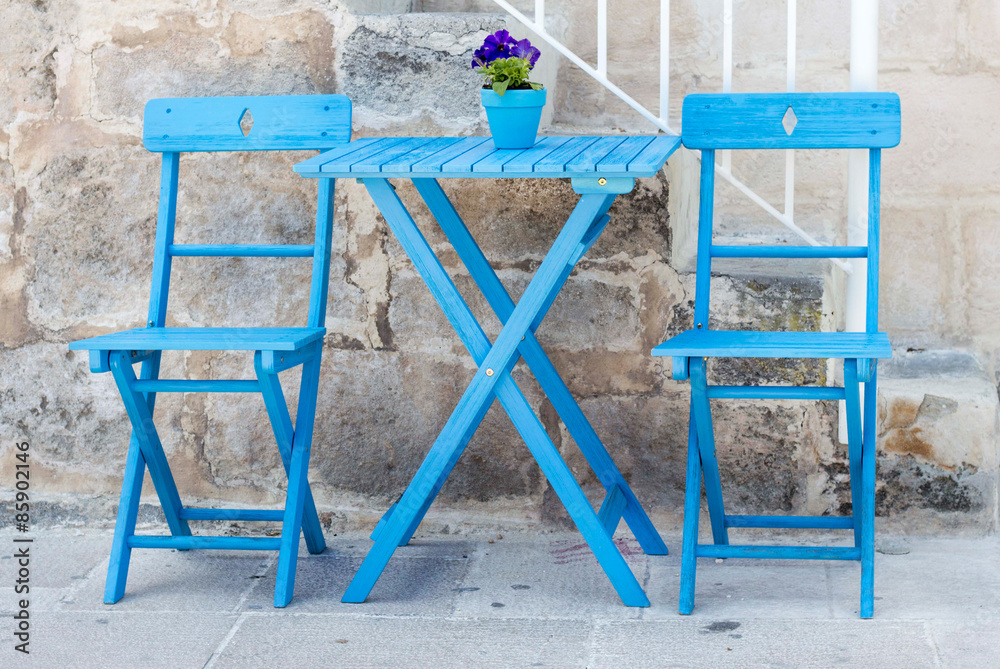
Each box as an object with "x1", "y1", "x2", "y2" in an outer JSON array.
[
  {"x1": 653, "y1": 330, "x2": 891, "y2": 359},
  {"x1": 70, "y1": 327, "x2": 326, "y2": 352}
]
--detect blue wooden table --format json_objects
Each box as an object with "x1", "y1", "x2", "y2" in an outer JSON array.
[{"x1": 295, "y1": 135, "x2": 680, "y2": 606}]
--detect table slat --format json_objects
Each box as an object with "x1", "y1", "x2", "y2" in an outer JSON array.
[
  {"x1": 533, "y1": 137, "x2": 600, "y2": 173},
  {"x1": 626, "y1": 136, "x2": 682, "y2": 173},
  {"x1": 296, "y1": 135, "x2": 681, "y2": 177},
  {"x1": 441, "y1": 140, "x2": 499, "y2": 172},
  {"x1": 411, "y1": 137, "x2": 489, "y2": 173},
  {"x1": 596, "y1": 136, "x2": 657, "y2": 173},
  {"x1": 350, "y1": 138, "x2": 434, "y2": 172},
  {"x1": 293, "y1": 137, "x2": 380, "y2": 173},
  {"x1": 501, "y1": 136, "x2": 571, "y2": 172},
  {"x1": 382, "y1": 137, "x2": 462, "y2": 172},
  {"x1": 320, "y1": 137, "x2": 408, "y2": 172},
  {"x1": 565, "y1": 136, "x2": 629, "y2": 173},
  {"x1": 472, "y1": 148, "x2": 525, "y2": 173}
]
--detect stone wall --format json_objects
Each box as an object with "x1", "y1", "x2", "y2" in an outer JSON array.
[{"x1": 1, "y1": 0, "x2": 997, "y2": 535}]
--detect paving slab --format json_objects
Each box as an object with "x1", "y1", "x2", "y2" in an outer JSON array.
[
  {"x1": 60, "y1": 548, "x2": 272, "y2": 612},
  {"x1": 212, "y1": 613, "x2": 592, "y2": 669},
  {"x1": 0, "y1": 531, "x2": 109, "y2": 587},
  {"x1": 644, "y1": 555, "x2": 837, "y2": 619},
  {"x1": 0, "y1": 531, "x2": 112, "y2": 612},
  {"x1": 240, "y1": 551, "x2": 470, "y2": 614},
  {"x1": 590, "y1": 619, "x2": 938, "y2": 669},
  {"x1": 0, "y1": 612, "x2": 237, "y2": 669},
  {"x1": 0, "y1": 530, "x2": 995, "y2": 667},
  {"x1": 450, "y1": 532, "x2": 647, "y2": 619},
  {"x1": 827, "y1": 537, "x2": 1000, "y2": 619},
  {"x1": 330, "y1": 534, "x2": 478, "y2": 560},
  {"x1": 928, "y1": 620, "x2": 1000, "y2": 667}
]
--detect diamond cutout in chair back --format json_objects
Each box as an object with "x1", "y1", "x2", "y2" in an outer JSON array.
[
  {"x1": 782, "y1": 106, "x2": 798, "y2": 135},
  {"x1": 239, "y1": 109, "x2": 254, "y2": 137}
]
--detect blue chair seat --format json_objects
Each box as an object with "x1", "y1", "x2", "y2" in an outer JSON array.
[
  {"x1": 652, "y1": 330, "x2": 891, "y2": 359},
  {"x1": 69, "y1": 327, "x2": 326, "y2": 352}
]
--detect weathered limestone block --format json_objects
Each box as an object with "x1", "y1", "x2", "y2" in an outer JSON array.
[
  {"x1": 18, "y1": 124, "x2": 157, "y2": 334},
  {"x1": 386, "y1": 245, "x2": 661, "y2": 356},
  {"x1": 338, "y1": 12, "x2": 504, "y2": 131},
  {"x1": 880, "y1": 204, "x2": 956, "y2": 340},
  {"x1": 0, "y1": 2, "x2": 58, "y2": 124},
  {"x1": 0, "y1": 342, "x2": 133, "y2": 495},
  {"x1": 395, "y1": 175, "x2": 671, "y2": 266},
  {"x1": 961, "y1": 205, "x2": 1000, "y2": 355},
  {"x1": 166, "y1": 151, "x2": 367, "y2": 331},
  {"x1": 708, "y1": 272, "x2": 828, "y2": 386},
  {"x1": 0, "y1": 155, "x2": 36, "y2": 348},
  {"x1": 308, "y1": 348, "x2": 545, "y2": 504},
  {"x1": 555, "y1": 393, "x2": 834, "y2": 520},
  {"x1": 875, "y1": 373, "x2": 998, "y2": 531},
  {"x1": 713, "y1": 399, "x2": 837, "y2": 514},
  {"x1": 92, "y1": 9, "x2": 336, "y2": 122},
  {"x1": 559, "y1": 393, "x2": 690, "y2": 513}
]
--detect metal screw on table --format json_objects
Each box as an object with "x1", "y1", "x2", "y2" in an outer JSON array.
[
  {"x1": 598, "y1": 177, "x2": 607, "y2": 186},
  {"x1": 485, "y1": 368, "x2": 494, "y2": 377}
]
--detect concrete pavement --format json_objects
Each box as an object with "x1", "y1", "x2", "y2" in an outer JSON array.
[{"x1": 1, "y1": 528, "x2": 997, "y2": 668}]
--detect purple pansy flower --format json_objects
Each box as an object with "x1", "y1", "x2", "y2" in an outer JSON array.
[
  {"x1": 510, "y1": 38, "x2": 541, "y2": 67},
  {"x1": 472, "y1": 29, "x2": 519, "y2": 68}
]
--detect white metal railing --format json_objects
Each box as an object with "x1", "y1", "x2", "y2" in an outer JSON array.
[
  {"x1": 491, "y1": 0, "x2": 880, "y2": 274},
  {"x1": 494, "y1": 0, "x2": 880, "y2": 443}
]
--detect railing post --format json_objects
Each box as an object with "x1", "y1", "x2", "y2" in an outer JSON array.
[
  {"x1": 841, "y1": 0, "x2": 879, "y2": 443},
  {"x1": 597, "y1": 0, "x2": 608, "y2": 76},
  {"x1": 721, "y1": 0, "x2": 733, "y2": 171},
  {"x1": 784, "y1": 0, "x2": 796, "y2": 220},
  {"x1": 659, "y1": 0, "x2": 670, "y2": 125}
]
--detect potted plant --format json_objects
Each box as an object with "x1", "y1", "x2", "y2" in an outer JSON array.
[{"x1": 473, "y1": 30, "x2": 545, "y2": 149}]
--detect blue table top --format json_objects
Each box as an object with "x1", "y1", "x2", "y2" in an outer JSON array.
[{"x1": 294, "y1": 135, "x2": 681, "y2": 179}]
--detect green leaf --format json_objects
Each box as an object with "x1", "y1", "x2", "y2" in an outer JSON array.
[
  {"x1": 528, "y1": 81, "x2": 544, "y2": 91},
  {"x1": 492, "y1": 80, "x2": 508, "y2": 96}
]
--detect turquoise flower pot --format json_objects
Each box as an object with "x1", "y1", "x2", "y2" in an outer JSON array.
[{"x1": 481, "y1": 88, "x2": 546, "y2": 149}]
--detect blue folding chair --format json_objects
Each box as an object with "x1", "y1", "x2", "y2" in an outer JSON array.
[
  {"x1": 654, "y1": 93, "x2": 900, "y2": 618},
  {"x1": 69, "y1": 94, "x2": 352, "y2": 607}
]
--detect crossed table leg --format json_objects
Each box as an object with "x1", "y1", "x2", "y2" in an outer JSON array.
[{"x1": 342, "y1": 177, "x2": 667, "y2": 607}]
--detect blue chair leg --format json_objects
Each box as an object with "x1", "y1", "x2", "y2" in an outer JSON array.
[
  {"x1": 107, "y1": 352, "x2": 191, "y2": 540},
  {"x1": 273, "y1": 350, "x2": 323, "y2": 608},
  {"x1": 104, "y1": 436, "x2": 146, "y2": 604},
  {"x1": 255, "y1": 351, "x2": 326, "y2": 556},
  {"x1": 688, "y1": 358, "x2": 729, "y2": 546},
  {"x1": 860, "y1": 365, "x2": 878, "y2": 618},
  {"x1": 105, "y1": 351, "x2": 166, "y2": 603},
  {"x1": 679, "y1": 406, "x2": 702, "y2": 615},
  {"x1": 844, "y1": 359, "x2": 864, "y2": 548}
]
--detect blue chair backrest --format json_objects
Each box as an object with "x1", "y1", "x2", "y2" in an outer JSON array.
[
  {"x1": 141, "y1": 94, "x2": 352, "y2": 330},
  {"x1": 680, "y1": 92, "x2": 900, "y2": 335}
]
